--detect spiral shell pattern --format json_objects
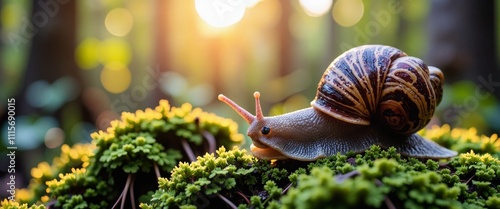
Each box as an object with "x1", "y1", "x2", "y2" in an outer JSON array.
[{"x1": 312, "y1": 45, "x2": 443, "y2": 135}]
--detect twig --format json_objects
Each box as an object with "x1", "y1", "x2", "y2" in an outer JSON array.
[
  {"x1": 201, "y1": 130, "x2": 217, "y2": 154},
  {"x1": 181, "y1": 138, "x2": 196, "y2": 162},
  {"x1": 236, "y1": 191, "x2": 250, "y2": 204},
  {"x1": 383, "y1": 196, "x2": 397, "y2": 209},
  {"x1": 464, "y1": 174, "x2": 476, "y2": 184},
  {"x1": 194, "y1": 117, "x2": 217, "y2": 154},
  {"x1": 334, "y1": 170, "x2": 360, "y2": 183},
  {"x1": 374, "y1": 179, "x2": 396, "y2": 209},
  {"x1": 217, "y1": 194, "x2": 238, "y2": 209},
  {"x1": 130, "y1": 175, "x2": 136, "y2": 209},
  {"x1": 282, "y1": 183, "x2": 293, "y2": 194},
  {"x1": 153, "y1": 163, "x2": 161, "y2": 179},
  {"x1": 111, "y1": 184, "x2": 125, "y2": 209},
  {"x1": 112, "y1": 174, "x2": 133, "y2": 209}
]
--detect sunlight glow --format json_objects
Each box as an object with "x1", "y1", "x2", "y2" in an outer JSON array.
[
  {"x1": 195, "y1": 0, "x2": 246, "y2": 27},
  {"x1": 105, "y1": 8, "x2": 134, "y2": 37},
  {"x1": 332, "y1": 0, "x2": 364, "y2": 27},
  {"x1": 100, "y1": 63, "x2": 131, "y2": 94},
  {"x1": 246, "y1": 0, "x2": 261, "y2": 8},
  {"x1": 299, "y1": 0, "x2": 333, "y2": 17}
]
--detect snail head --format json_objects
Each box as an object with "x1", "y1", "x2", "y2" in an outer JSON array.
[{"x1": 218, "y1": 92, "x2": 287, "y2": 159}]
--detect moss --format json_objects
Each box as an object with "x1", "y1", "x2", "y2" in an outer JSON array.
[
  {"x1": 9, "y1": 100, "x2": 243, "y2": 208},
  {"x1": 0, "y1": 200, "x2": 46, "y2": 209},
  {"x1": 420, "y1": 124, "x2": 500, "y2": 158},
  {"x1": 144, "y1": 147, "x2": 259, "y2": 208},
  {"x1": 3, "y1": 98, "x2": 500, "y2": 209},
  {"x1": 16, "y1": 143, "x2": 94, "y2": 205},
  {"x1": 140, "y1": 142, "x2": 499, "y2": 209}
]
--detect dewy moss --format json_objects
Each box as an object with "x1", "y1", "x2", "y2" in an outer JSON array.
[{"x1": 2, "y1": 99, "x2": 500, "y2": 209}]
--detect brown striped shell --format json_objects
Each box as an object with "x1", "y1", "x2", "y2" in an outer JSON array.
[{"x1": 312, "y1": 45, "x2": 444, "y2": 135}]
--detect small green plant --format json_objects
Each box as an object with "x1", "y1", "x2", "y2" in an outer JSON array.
[
  {"x1": 141, "y1": 146, "x2": 289, "y2": 209},
  {"x1": 1, "y1": 200, "x2": 46, "y2": 209},
  {"x1": 420, "y1": 124, "x2": 500, "y2": 157},
  {"x1": 16, "y1": 143, "x2": 94, "y2": 205}
]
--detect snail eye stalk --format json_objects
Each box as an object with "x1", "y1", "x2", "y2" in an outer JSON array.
[{"x1": 261, "y1": 126, "x2": 271, "y2": 135}]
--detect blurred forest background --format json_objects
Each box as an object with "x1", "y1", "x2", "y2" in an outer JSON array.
[{"x1": 0, "y1": 0, "x2": 499, "y2": 192}]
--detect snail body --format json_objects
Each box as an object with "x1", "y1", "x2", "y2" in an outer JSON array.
[{"x1": 218, "y1": 45, "x2": 456, "y2": 161}]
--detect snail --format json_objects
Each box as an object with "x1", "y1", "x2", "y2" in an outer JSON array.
[{"x1": 218, "y1": 45, "x2": 457, "y2": 161}]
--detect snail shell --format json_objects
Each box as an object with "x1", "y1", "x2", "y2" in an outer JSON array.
[
  {"x1": 219, "y1": 45, "x2": 456, "y2": 161},
  {"x1": 313, "y1": 45, "x2": 443, "y2": 135}
]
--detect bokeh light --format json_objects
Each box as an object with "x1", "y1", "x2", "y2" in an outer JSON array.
[
  {"x1": 26, "y1": 77, "x2": 79, "y2": 111},
  {"x1": 186, "y1": 83, "x2": 215, "y2": 106},
  {"x1": 98, "y1": 37, "x2": 132, "y2": 66},
  {"x1": 299, "y1": 0, "x2": 333, "y2": 17},
  {"x1": 159, "y1": 72, "x2": 188, "y2": 96},
  {"x1": 96, "y1": 110, "x2": 118, "y2": 130},
  {"x1": 100, "y1": 63, "x2": 132, "y2": 94},
  {"x1": 75, "y1": 38, "x2": 100, "y2": 70},
  {"x1": 105, "y1": 8, "x2": 134, "y2": 37},
  {"x1": 4, "y1": 116, "x2": 58, "y2": 150},
  {"x1": 195, "y1": 0, "x2": 246, "y2": 27},
  {"x1": 26, "y1": 80, "x2": 55, "y2": 108},
  {"x1": 1, "y1": 3, "x2": 23, "y2": 29},
  {"x1": 31, "y1": 166, "x2": 44, "y2": 179},
  {"x1": 332, "y1": 0, "x2": 364, "y2": 27},
  {"x1": 44, "y1": 127, "x2": 65, "y2": 149}
]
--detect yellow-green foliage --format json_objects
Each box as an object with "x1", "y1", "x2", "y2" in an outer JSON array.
[
  {"x1": 16, "y1": 143, "x2": 94, "y2": 204},
  {"x1": 91, "y1": 100, "x2": 243, "y2": 148},
  {"x1": 142, "y1": 145, "x2": 500, "y2": 209},
  {"x1": 420, "y1": 124, "x2": 500, "y2": 157},
  {"x1": 86, "y1": 100, "x2": 243, "y2": 176},
  {"x1": 0, "y1": 200, "x2": 45, "y2": 209},
  {"x1": 6, "y1": 100, "x2": 243, "y2": 208},
  {"x1": 142, "y1": 146, "x2": 259, "y2": 208}
]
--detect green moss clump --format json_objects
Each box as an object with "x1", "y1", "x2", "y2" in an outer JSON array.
[
  {"x1": 141, "y1": 143, "x2": 500, "y2": 209},
  {"x1": 282, "y1": 166, "x2": 389, "y2": 209},
  {"x1": 3, "y1": 97, "x2": 500, "y2": 209},
  {"x1": 12, "y1": 100, "x2": 243, "y2": 208},
  {"x1": 15, "y1": 144, "x2": 94, "y2": 205},
  {"x1": 89, "y1": 101, "x2": 243, "y2": 175},
  {"x1": 1, "y1": 200, "x2": 46, "y2": 209},
  {"x1": 142, "y1": 147, "x2": 257, "y2": 208},
  {"x1": 420, "y1": 124, "x2": 500, "y2": 157}
]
